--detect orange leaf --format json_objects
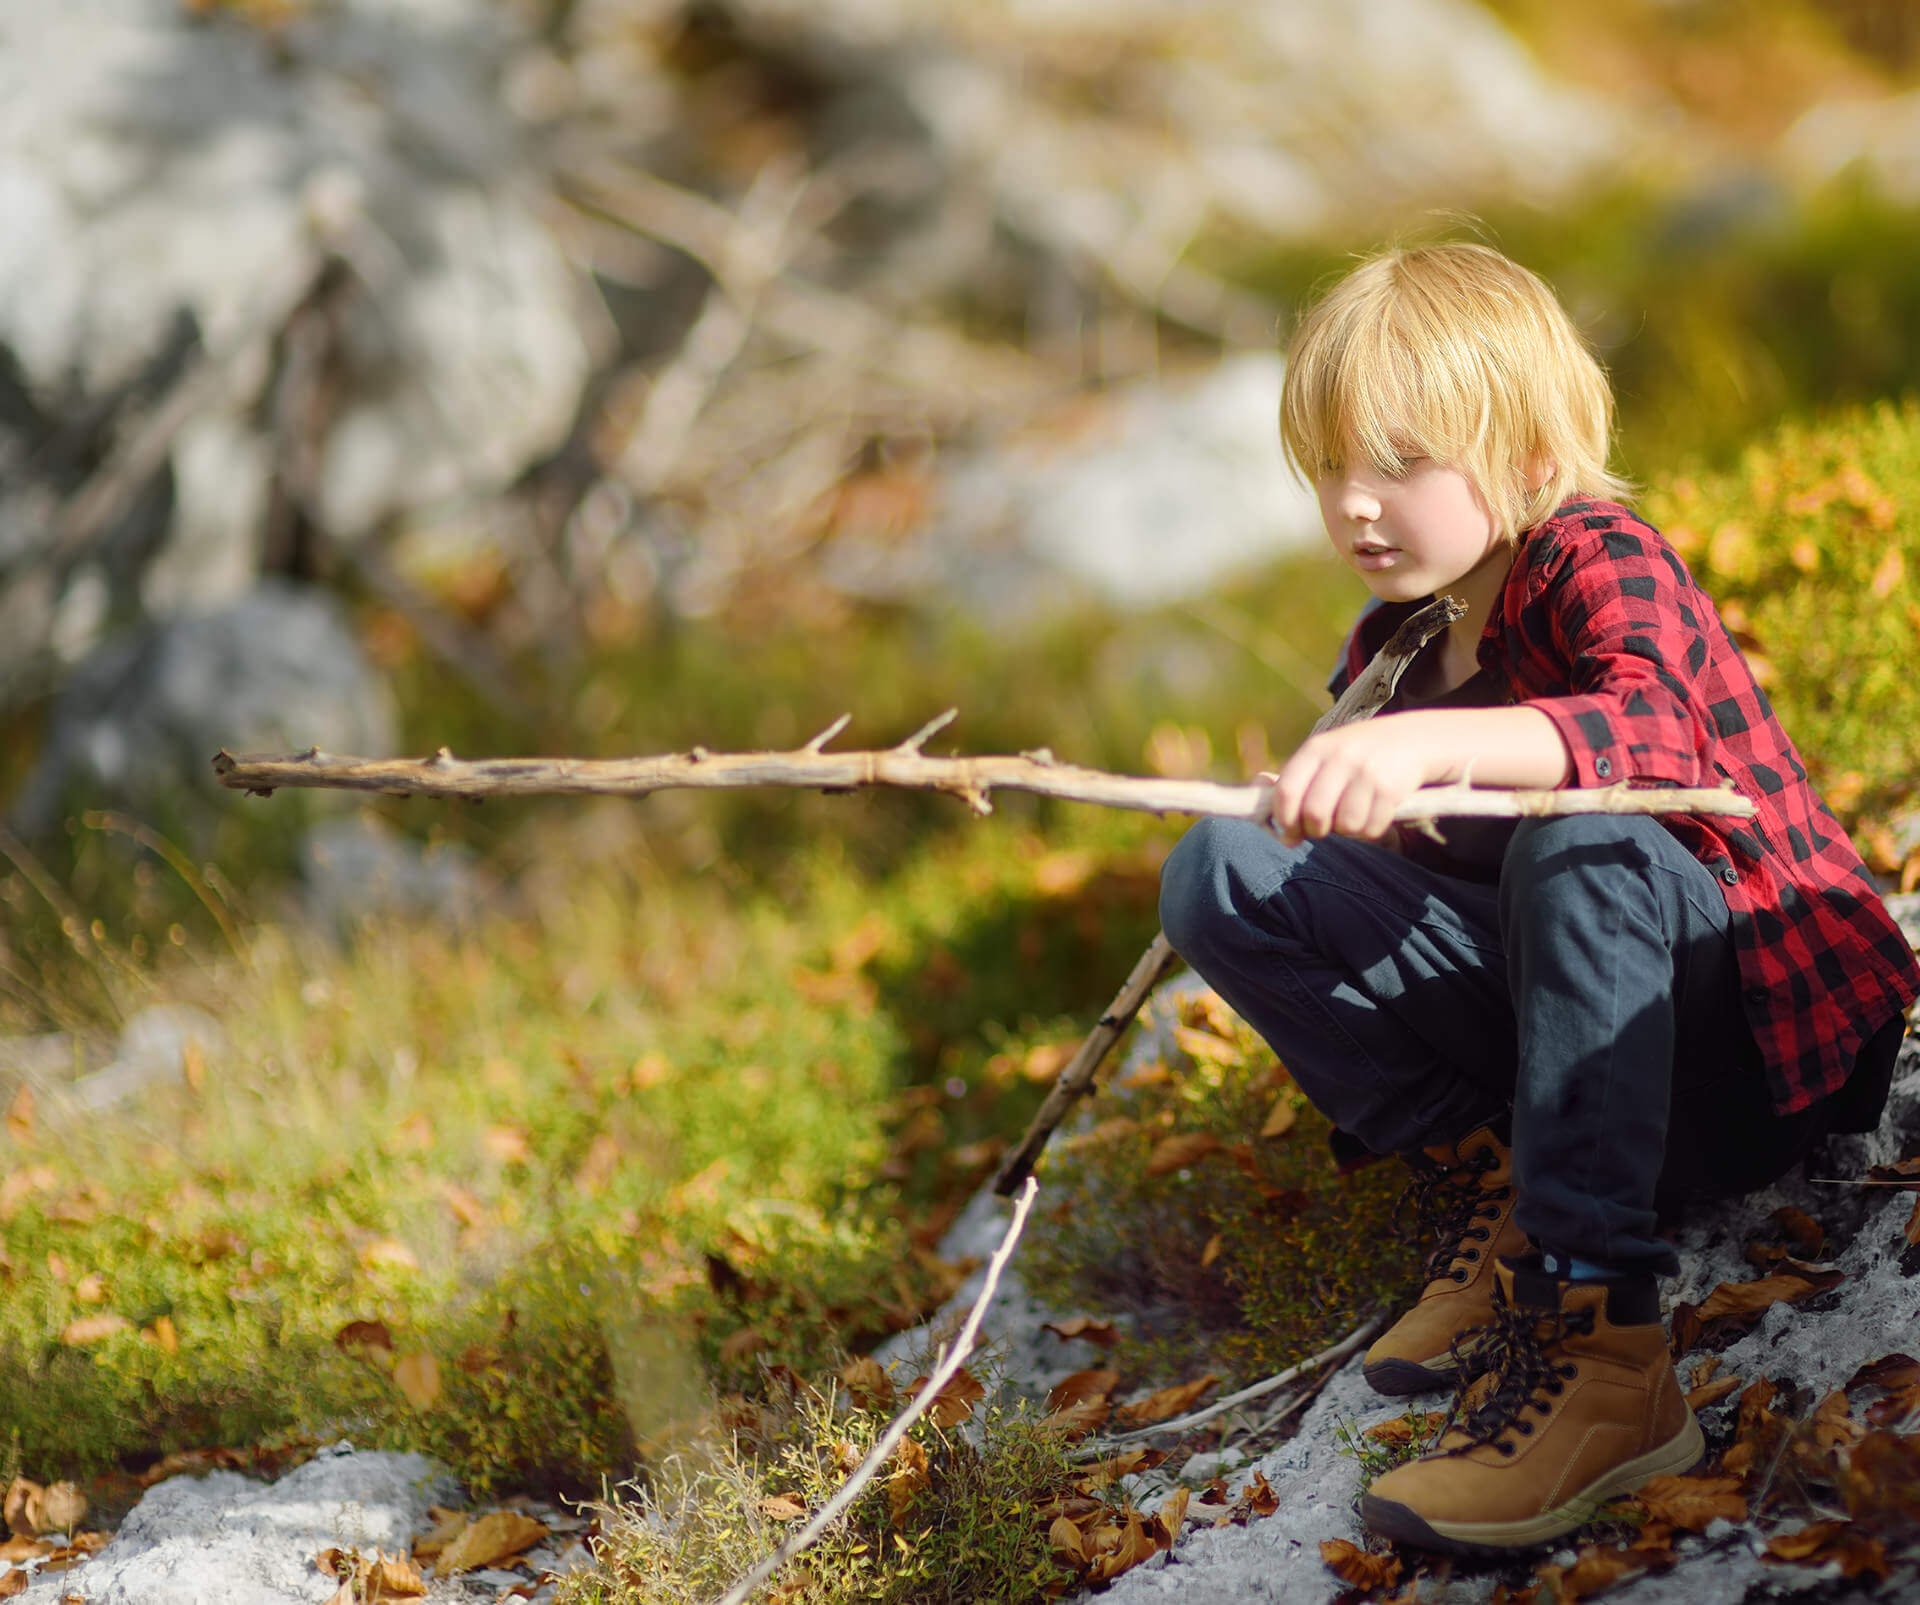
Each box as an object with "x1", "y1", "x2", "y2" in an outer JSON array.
[
  {"x1": 1906, "y1": 1194, "x2": 1920, "y2": 1249},
  {"x1": 887, "y1": 1437, "x2": 930, "y2": 1527},
  {"x1": 1536, "y1": 1544, "x2": 1652, "y2": 1601},
  {"x1": 1319, "y1": 1538, "x2": 1401, "y2": 1590},
  {"x1": 1245, "y1": 1470, "x2": 1279, "y2": 1517},
  {"x1": 1770, "y1": 1205, "x2": 1824, "y2": 1259},
  {"x1": 1154, "y1": 1487, "x2": 1190, "y2": 1548},
  {"x1": 59, "y1": 1313, "x2": 130, "y2": 1347},
  {"x1": 1076, "y1": 1449, "x2": 1156, "y2": 1491},
  {"x1": 358, "y1": 1239, "x2": 419, "y2": 1274},
  {"x1": 758, "y1": 1496, "x2": 806, "y2": 1522},
  {"x1": 1115, "y1": 1374, "x2": 1220, "y2": 1426},
  {"x1": 1048, "y1": 1515, "x2": 1088, "y2": 1564},
  {"x1": 0, "y1": 1572, "x2": 24, "y2": 1600},
  {"x1": 839, "y1": 1356, "x2": 895, "y2": 1410},
  {"x1": 393, "y1": 1352, "x2": 442, "y2": 1411},
  {"x1": 1810, "y1": 1389, "x2": 1863, "y2": 1451},
  {"x1": 1684, "y1": 1374, "x2": 1743, "y2": 1411},
  {"x1": 1039, "y1": 1316, "x2": 1119, "y2": 1349},
  {"x1": 1047, "y1": 1369, "x2": 1119, "y2": 1414},
  {"x1": 1635, "y1": 1473, "x2": 1746, "y2": 1531},
  {"x1": 335, "y1": 1319, "x2": 395, "y2": 1356},
  {"x1": 1087, "y1": 1513, "x2": 1158, "y2": 1582},
  {"x1": 1144, "y1": 1133, "x2": 1222, "y2": 1178},
  {"x1": 1039, "y1": 1395, "x2": 1109, "y2": 1439},
  {"x1": 914, "y1": 1367, "x2": 985, "y2": 1428},
  {"x1": 1200, "y1": 1234, "x2": 1224, "y2": 1269},
  {"x1": 1258, "y1": 1096, "x2": 1297, "y2": 1141},
  {"x1": 432, "y1": 1510, "x2": 548, "y2": 1576},
  {"x1": 1697, "y1": 1268, "x2": 1842, "y2": 1323},
  {"x1": 480, "y1": 1125, "x2": 531, "y2": 1164}
]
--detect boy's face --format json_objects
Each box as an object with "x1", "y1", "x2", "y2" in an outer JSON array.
[{"x1": 1314, "y1": 445, "x2": 1507, "y2": 605}]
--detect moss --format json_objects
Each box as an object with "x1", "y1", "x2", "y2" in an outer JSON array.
[{"x1": 1643, "y1": 396, "x2": 1920, "y2": 832}]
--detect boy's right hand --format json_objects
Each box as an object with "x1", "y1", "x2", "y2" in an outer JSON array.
[{"x1": 1263, "y1": 719, "x2": 1436, "y2": 845}]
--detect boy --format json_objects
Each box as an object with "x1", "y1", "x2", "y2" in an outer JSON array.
[{"x1": 1157, "y1": 242, "x2": 1919, "y2": 1555}]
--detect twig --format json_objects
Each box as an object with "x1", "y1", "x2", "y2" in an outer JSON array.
[
  {"x1": 709, "y1": 1176, "x2": 1040, "y2": 1605},
  {"x1": 211, "y1": 729, "x2": 1756, "y2": 828},
  {"x1": 994, "y1": 933, "x2": 1181, "y2": 1195},
  {"x1": 1070, "y1": 1314, "x2": 1383, "y2": 1459}
]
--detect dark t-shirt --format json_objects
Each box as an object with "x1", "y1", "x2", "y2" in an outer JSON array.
[{"x1": 1381, "y1": 648, "x2": 1515, "y2": 882}]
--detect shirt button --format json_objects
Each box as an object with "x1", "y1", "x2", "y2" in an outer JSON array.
[
  {"x1": 1720, "y1": 864, "x2": 1739, "y2": 885},
  {"x1": 1594, "y1": 757, "x2": 1612, "y2": 778},
  {"x1": 1746, "y1": 986, "x2": 1768, "y2": 1005}
]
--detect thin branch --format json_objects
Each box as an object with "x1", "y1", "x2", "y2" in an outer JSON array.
[
  {"x1": 211, "y1": 732, "x2": 1757, "y2": 828},
  {"x1": 803, "y1": 713, "x2": 852, "y2": 754},
  {"x1": 710, "y1": 1176, "x2": 1041, "y2": 1605},
  {"x1": 1070, "y1": 1314, "x2": 1383, "y2": 1459}
]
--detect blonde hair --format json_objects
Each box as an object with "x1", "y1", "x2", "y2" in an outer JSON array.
[{"x1": 1278, "y1": 241, "x2": 1628, "y2": 540}]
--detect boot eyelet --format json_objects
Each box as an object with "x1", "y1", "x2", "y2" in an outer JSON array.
[
  {"x1": 1547, "y1": 1380, "x2": 1563, "y2": 1395},
  {"x1": 1517, "y1": 1421, "x2": 1533, "y2": 1435},
  {"x1": 1462, "y1": 1250, "x2": 1479, "y2": 1262},
  {"x1": 1451, "y1": 1269, "x2": 1469, "y2": 1283},
  {"x1": 1497, "y1": 1441, "x2": 1515, "y2": 1456},
  {"x1": 1557, "y1": 1364, "x2": 1577, "y2": 1380}
]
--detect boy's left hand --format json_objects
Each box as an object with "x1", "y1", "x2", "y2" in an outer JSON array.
[{"x1": 1264, "y1": 719, "x2": 1437, "y2": 844}]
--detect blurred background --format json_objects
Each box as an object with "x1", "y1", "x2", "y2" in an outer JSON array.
[{"x1": 1, "y1": 0, "x2": 1920, "y2": 1522}]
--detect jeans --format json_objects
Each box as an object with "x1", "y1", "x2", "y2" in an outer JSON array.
[{"x1": 1158, "y1": 813, "x2": 1825, "y2": 1278}]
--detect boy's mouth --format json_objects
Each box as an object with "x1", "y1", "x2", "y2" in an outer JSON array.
[{"x1": 1351, "y1": 541, "x2": 1399, "y2": 570}]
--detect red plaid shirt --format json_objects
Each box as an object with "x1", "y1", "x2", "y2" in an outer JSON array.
[{"x1": 1333, "y1": 498, "x2": 1919, "y2": 1116}]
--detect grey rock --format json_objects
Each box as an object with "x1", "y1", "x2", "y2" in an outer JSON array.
[
  {"x1": 11, "y1": 580, "x2": 395, "y2": 836},
  {"x1": 21, "y1": 1443, "x2": 450, "y2": 1605},
  {"x1": 300, "y1": 814, "x2": 485, "y2": 934},
  {"x1": 68, "y1": 1003, "x2": 226, "y2": 1112}
]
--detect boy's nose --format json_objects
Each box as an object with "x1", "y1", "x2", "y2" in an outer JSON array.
[{"x1": 1336, "y1": 477, "x2": 1382, "y2": 523}]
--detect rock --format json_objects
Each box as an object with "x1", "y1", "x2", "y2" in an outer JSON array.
[
  {"x1": 825, "y1": 355, "x2": 1324, "y2": 624},
  {"x1": 10, "y1": 580, "x2": 396, "y2": 838},
  {"x1": 20, "y1": 1442, "x2": 450, "y2": 1605},
  {"x1": 67, "y1": 1003, "x2": 226, "y2": 1113},
  {"x1": 300, "y1": 814, "x2": 486, "y2": 934}
]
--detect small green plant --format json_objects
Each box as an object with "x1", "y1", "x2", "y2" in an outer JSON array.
[{"x1": 1332, "y1": 1407, "x2": 1448, "y2": 1496}]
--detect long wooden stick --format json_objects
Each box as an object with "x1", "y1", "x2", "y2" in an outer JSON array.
[
  {"x1": 211, "y1": 726, "x2": 1753, "y2": 827},
  {"x1": 709, "y1": 1177, "x2": 1040, "y2": 1605}
]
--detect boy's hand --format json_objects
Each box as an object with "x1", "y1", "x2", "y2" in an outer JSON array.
[{"x1": 1264, "y1": 719, "x2": 1439, "y2": 844}]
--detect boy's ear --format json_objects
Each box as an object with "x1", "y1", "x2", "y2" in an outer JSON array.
[{"x1": 1523, "y1": 455, "x2": 1556, "y2": 491}]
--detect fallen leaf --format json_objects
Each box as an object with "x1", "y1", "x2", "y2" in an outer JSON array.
[
  {"x1": 1696, "y1": 1268, "x2": 1843, "y2": 1324},
  {"x1": 1685, "y1": 1374, "x2": 1743, "y2": 1411},
  {"x1": 1535, "y1": 1544, "x2": 1652, "y2": 1601},
  {"x1": 758, "y1": 1496, "x2": 806, "y2": 1522},
  {"x1": 0, "y1": 1538, "x2": 52, "y2": 1564},
  {"x1": 58, "y1": 1313, "x2": 129, "y2": 1347},
  {"x1": 1154, "y1": 1486, "x2": 1190, "y2": 1547},
  {"x1": 1115, "y1": 1374, "x2": 1220, "y2": 1426},
  {"x1": 6, "y1": 1086, "x2": 32, "y2": 1143},
  {"x1": 1087, "y1": 1512, "x2": 1159, "y2": 1582},
  {"x1": 1048, "y1": 1515, "x2": 1088, "y2": 1565},
  {"x1": 1364, "y1": 1411, "x2": 1446, "y2": 1448},
  {"x1": 1691, "y1": 1356, "x2": 1721, "y2": 1387},
  {"x1": 71, "y1": 1272, "x2": 105, "y2": 1305},
  {"x1": 718, "y1": 1328, "x2": 769, "y2": 1363},
  {"x1": 1145, "y1": 1132, "x2": 1222, "y2": 1178},
  {"x1": 1076, "y1": 1449, "x2": 1156, "y2": 1491},
  {"x1": 1200, "y1": 1234, "x2": 1224, "y2": 1269},
  {"x1": 1019, "y1": 1042, "x2": 1077, "y2": 1084},
  {"x1": 1810, "y1": 1389, "x2": 1864, "y2": 1451},
  {"x1": 1770, "y1": 1205, "x2": 1824, "y2": 1259},
  {"x1": 410, "y1": 1510, "x2": 469, "y2": 1560},
  {"x1": 364, "y1": 1551, "x2": 427, "y2": 1601},
  {"x1": 1635, "y1": 1474, "x2": 1745, "y2": 1531},
  {"x1": 1039, "y1": 1317, "x2": 1119, "y2": 1349},
  {"x1": 913, "y1": 1367, "x2": 984, "y2": 1428},
  {"x1": 393, "y1": 1352, "x2": 442, "y2": 1411},
  {"x1": 335, "y1": 1319, "x2": 395, "y2": 1356},
  {"x1": 37, "y1": 1485, "x2": 85, "y2": 1534},
  {"x1": 1766, "y1": 1518, "x2": 1889, "y2": 1580},
  {"x1": 1245, "y1": 1470, "x2": 1279, "y2": 1517},
  {"x1": 1047, "y1": 1369, "x2": 1119, "y2": 1414},
  {"x1": 1319, "y1": 1538, "x2": 1401, "y2": 1590},
  {"x1": 432, "y1": 1510, "x2": 549, "y2": 1576},
  {"x1": 0, "y1": 1574, "x2": 22, "y2": 1600},
  {"x1": 1907, "y1": 1194, "x2": 1920, "y2": 1249},
  {"x1": 1061, "y1": 1116, "x2": 1140, "y2": 1153},
  {"x1": 2, "y1": 1482, "x2": 41, "y2": 1539},
  {"x1": 358, "y1": 1239, "x2": 419, "y2": 1273},
  {"x1": 886, "y1": 1437, "x2": 929, "y2": 1527},
  {"x1": 1848, "y1": 1353, "x2": 1920, "y2": 1426},
  {"x1": 143, "y1": 1315, "x2": 180, "y2": 1355},
  {"x1": 481, "y1": 1125, "x2": 532, "y2": 1165},
  {"x1": 1033, "y1": 1401, "x2": 1105, "y2": 1444},
  {"x1": 1258, "y1": 1097, "x2": 1297, "y2": 1141},
  {"x1": 839, "y1": 1356, "x2": 895, "y2": 1410}
]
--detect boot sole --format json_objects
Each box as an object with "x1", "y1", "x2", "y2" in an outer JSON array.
[
  {"x1": 1361, "y1": 1356, "x2": 1457, "y2": 1397},
  {"x1": 1360, "y1": 1411, "x2": 1705, "y2": 1556}
]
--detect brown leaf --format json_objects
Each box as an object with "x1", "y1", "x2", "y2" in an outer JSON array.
[
  {"x1": 1047, "y1": 1369, "x2": 1119, "y2": 1414},
  {"x1": 1696, "y1": 1268, "x2": 1843, "y2": 1323},
  {"x1": 1721, "y1": 1377, "x2": 1784, "y2": 1478},
  {"x1": 410, "y1": 1510, "x2": 469, "y2": 1560},
  {"x1": 1048, "y1": 1515, "x2": 1088, "y2": 1565},
  {"x1": 481, "y1": 1125, "x2": 532, "y2": 1165},
  {"x1": 1040, "y1": 1395, "x2": 1109, "y2": 1440},
  {"x1": 1245, "y1": 1470, "x2": 1278, "y2": 1518},
  {"x1": 1076, "y1": 1449, "x2": 1157, "y2": 1491},
  {"x1": 1019, "y1": 1042, "x2": 1077, "y2": 1084},
  {"x1": 1087, "y1": 1513, "x2": 1158, "y2": 1582},
  {"x1": 358, "y1": 1238, "x2": 419, "y2": 1273},
  {"x1": 1906, "y1": 1193, "x2": 1920, "y2": 1249},
  {"x1": 1154, "y1": 1487, "x2": 1190, "y2": 1548},
  {"x1": 1536, "y1": 1544, "x2": 1652, "y2": 1601},
  {"x1": 718, "y1": 1328, "x2": 769, "y2": 1363},
  {"x1": 1319, "y1": 1538, "x2": 1401, "y2": 1590},
  {"x1": 839, "y1": 1356, "x2": 895, "y2": 1410},
  {"x1": 1364, "y1": 1411, "x2": 1445, "y2": 1447},
  {"x1": 0, "y1": 1573, "x2": 23, "y2": 1600},
  {"x1": 1766, "y1": 1519, "x2": 1846, "y2": 1561},
  {"x1": 144, "y1": 1314, "x2": 179, "y2": 1354},
  {"x1": 1145, "y1": 1132, "x2": 1222, "y2": 1178},
  {"x1": 59, "y1": 1313, "x2": 130, "y2": 1347},
  {"x1": 1810, "y1": 1389, "x2": 1864, "y2": 1451},
  {"x1": 886, "y1": 1437, "x2": 930, "y2": 1527},
  {"x1": 1060, "y1": 1116, "x2": 1141, "y2": 1153},
  {"x1": 2, "y1": 1482, "x2": 41, "y2": 1539},
  {"x1": 1667, "y1": 1301, "x2": 1703, "y2": 1357},
  {"x1": 1685, "y1": 1374, "x2": 1743, "y2": 1411},
  {"x1": 432, "y1": 1510, "x2": 549, "y2": 1577},
  {"x1": 334, "y1": 1319, "x2": 395, "y2": 1357},
  {"x1": 1766, "y1": 1518, "x2": 1890, "y2": 1580},
  {"x1": 1635, "y1": 1474, "x2": 1746, "y2": 1531},
  {"x1": 1039, "y1": 1316, "x2": 1119, "y2": 1350},
  {"x1": 1258, "y1": 1096, "x2": 1298, "y2": 1141},
  {"x1": 0, "y1": 1538, "x2": 52, "y2": 1564},
  {"x1": 37, "y1": 1485, "x2": 85, "y2": 1534},
  {"x1": 916, "y1": 1367, "x2": 985, "y2": 1428},
  {"x1": 365, "y1": 1551, "x2": 427, "y2": 1601},
  {"x1": 1170, "y1": 1024, "x2": 1240, "y2": 1067},
  {"x1": 1115, "y1": 1374, "x2": 1220, "y2": 1426},
  {"x1": 1200, "y1": 1234, "x2": 1224, "y2": 1269},
  {"x1": 1770, "y1": 1206, "x2": 1824, "y2": 1259},
  {"x1": 392, "y1": 1352, "x2": 441, "y2": 1411},
  {"x1": 758, "y1": 1496, "x2": 806, "y2": 1522}
]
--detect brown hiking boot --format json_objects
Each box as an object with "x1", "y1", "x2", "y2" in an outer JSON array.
[
  {"x1": 1361, "y1": 1257, "x2": 1703, "y2": 1555},
  {"x1": 1362, "y1": 1123, "x2": 1526, "y2": 1396}
]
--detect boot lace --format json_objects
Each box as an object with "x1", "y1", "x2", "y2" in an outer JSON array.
[
  {"x1": 1433, "y1": 1288, "x2": 1595, "y2": 1457},
  {"x1": 1397, "y1": 1146, "x2": 1509, "y2": 1287}
]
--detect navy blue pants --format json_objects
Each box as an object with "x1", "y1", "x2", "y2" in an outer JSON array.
[{"x1": 1159, "y1": 813, "x2": 1825, "y2": 1278}]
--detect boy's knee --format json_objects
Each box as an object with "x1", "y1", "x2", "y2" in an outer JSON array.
[
  {"x1": 1159, "y1": 817, "x2": 1285, "y2": 961},
  {"x1": 1503, "y1": 813, "x2": 1667, "y2": 895}
]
